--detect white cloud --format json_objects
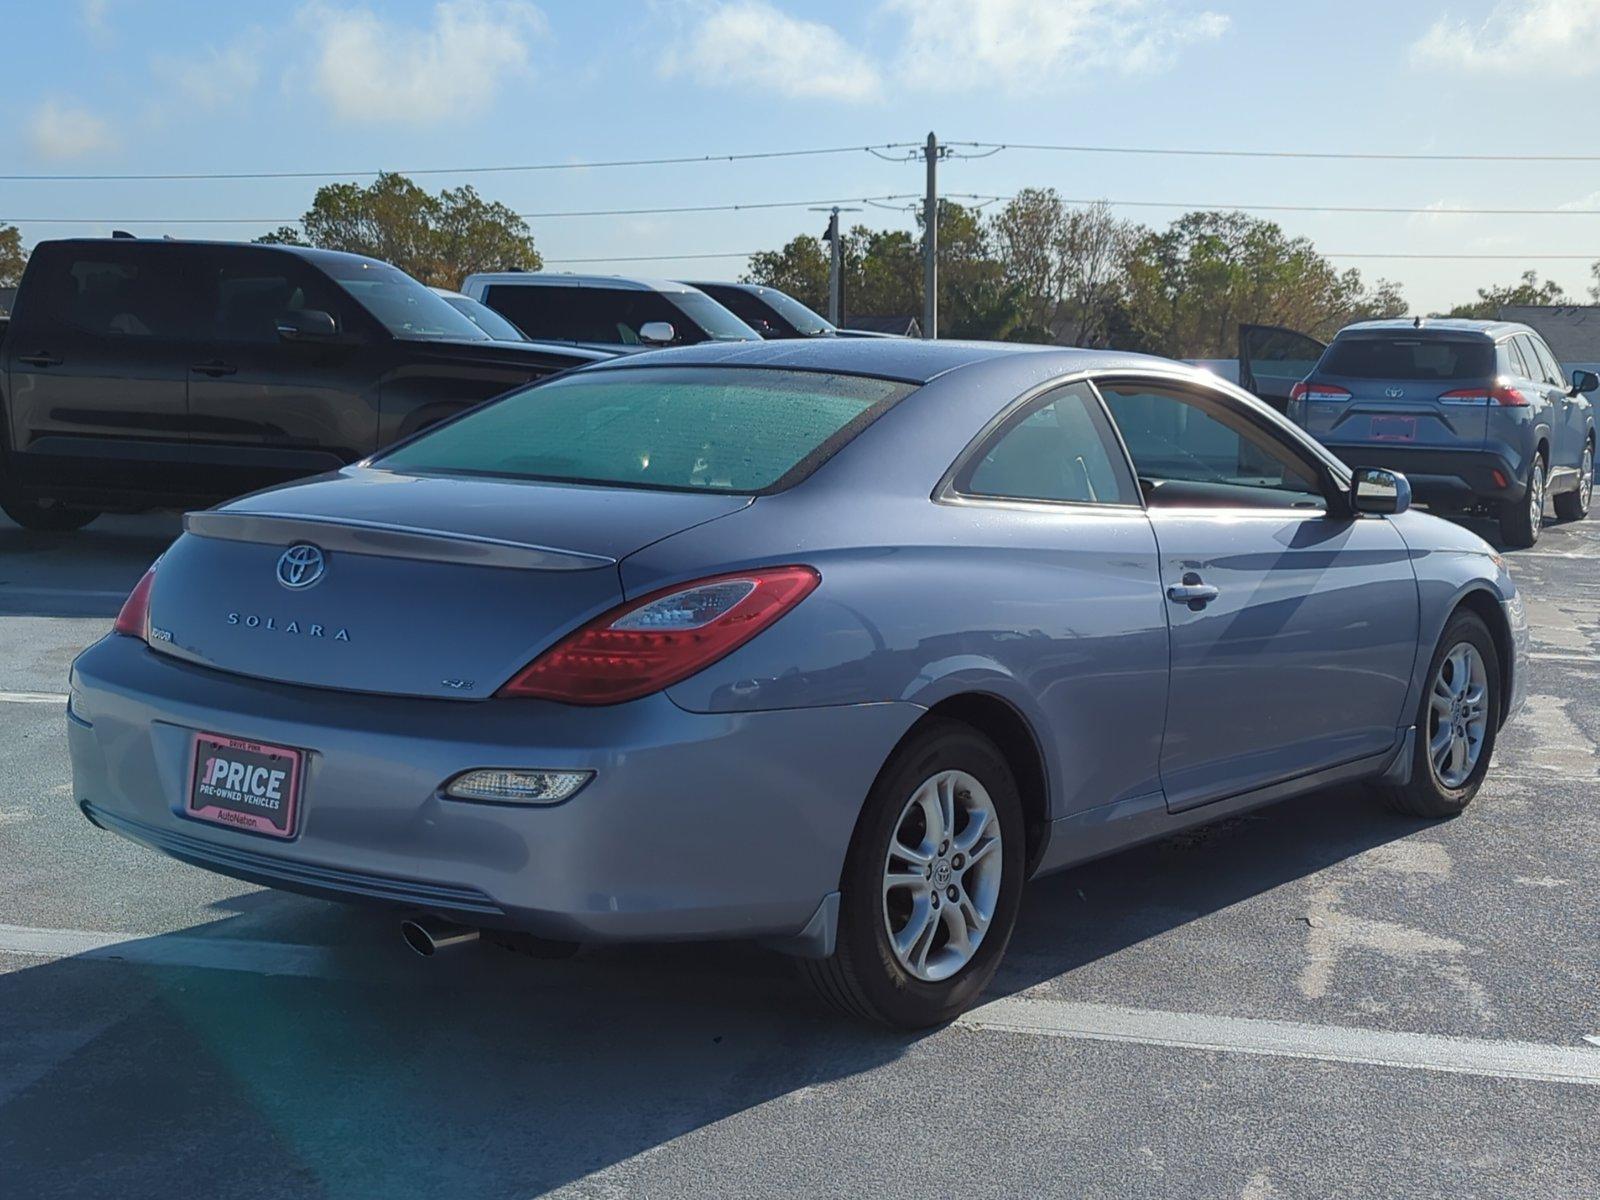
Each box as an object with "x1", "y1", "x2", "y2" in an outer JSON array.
[
  {"x1": 888, "y1": 0, "x2": 1230, "y2": 90},
  {"x1": 663, "y1": 1, "x2": 882, "y2": 101},
  {"x1": 152, "y1": 40, "x2": 263, "y2": 110},
  {"x1": 27, "y1": 99, "x2": 114, "y2": 160},
  {"x1": 1413, "y1": 0, "x2": 1600, "y2": 72},
  {"x1": 79, "y1": 0, "x2": 114, "y2": 38},
  {"x1": 294, "y1": 0, "x2": 546, "y2": 124}
]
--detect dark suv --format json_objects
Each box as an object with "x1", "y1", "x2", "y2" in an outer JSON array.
[
  {"x1": 1287, "y1": 319, "x2": 1596, "y2": 546},
  {"x1": 0, "y1": 239, "x2": 611, "y2": 530}
]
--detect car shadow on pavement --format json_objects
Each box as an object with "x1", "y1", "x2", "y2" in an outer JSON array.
[
  {"x1": 0, "y1": 782, "x2": 1427, "y2": 1199},
  {"x1": 0, "y1": 513, "x2": 180, "y2": 618}
]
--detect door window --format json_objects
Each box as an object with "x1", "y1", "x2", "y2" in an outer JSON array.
[
  {"x1": 959, "y1": 382, "x2": 1138, "y2": 506},
  {"x1": 1096, "y1": 381, "x2": 1326, "y2": 510},
  {"x1": 1240, "y1": 325, "x2": 1326, "y2": 393},
  {"x1": 485, "y1": 285, "x2": 707, "y2": 345},
  {"x1": 193, "y1": 247, "x2": 350, "y2": 344},
  {"x1": 44, "y1": 248, "x2": 201, "y2": 340}
]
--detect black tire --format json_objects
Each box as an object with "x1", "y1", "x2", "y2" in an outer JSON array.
[
  {"x1": 1375, "y1": 610, "x2": 1501, "y2": 818},
  {"x1": 798, "y1": 719, "x2": 1026, "y2": 1029},
  {"x1": 1498, "y1": 453, "x2": 1545, "y2": 548},
  {"x1": 1553, "y1": 439, "x2": 1593, "y2": 522},
  {"x1": 0, "y1": 496, "x2": 99, "y2": 532}
]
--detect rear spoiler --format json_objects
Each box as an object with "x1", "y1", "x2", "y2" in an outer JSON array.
[{"x1": 184, "y1": 511, "x2": 615, "y2": 572}]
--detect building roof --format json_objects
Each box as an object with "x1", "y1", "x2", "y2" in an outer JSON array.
[{"x1": 1498, "y1": 305, "x2": 1600, "y2": 365}]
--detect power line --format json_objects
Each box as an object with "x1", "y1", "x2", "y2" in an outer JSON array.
[
  {"x1": 0, "y1": 144, "x2": 924, "y2": 183},
  {"x1": 976, "y1": 141, "x2": 1600, "y2": 164},
  {"x1": 1, "y1": 194, "x2": 930, "y2": 226},
  {"x1": 22, "y1": 192, "x2": 1600, "y2": 228}
]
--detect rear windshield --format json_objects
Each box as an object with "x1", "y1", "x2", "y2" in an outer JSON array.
[
  {"x1": 1321, "y1": 337, "x2": 1494, "y2": 381},
  {"x1": 375, "y1": 366, "x2": 915, "y2": 493}
]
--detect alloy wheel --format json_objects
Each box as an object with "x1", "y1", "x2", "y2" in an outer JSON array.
[
  {"x1": 1529, "y1": 460, "x2": 1545, "y2": 536},
  {"x1": 881, "y1": 769, "x2": 1003, "y2": 982},
  {"x1": 1581, "y1": 445, "x2": 1594, "y2": 512},
  {"x1": 1428, "y1": 643, "x2": 1490, "y2": 789}
]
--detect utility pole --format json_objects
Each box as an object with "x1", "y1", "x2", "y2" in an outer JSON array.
[
  {"x1": 811, "y1": 204, "x2": 860, "y2": 325},
  {"x1": 922, "y1": 132, "x2": 939, "y2": 340}
]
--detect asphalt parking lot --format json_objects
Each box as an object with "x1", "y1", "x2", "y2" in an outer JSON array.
[{"x1": 1, "y1": 507, "x2": 1597, "y2": 1199}]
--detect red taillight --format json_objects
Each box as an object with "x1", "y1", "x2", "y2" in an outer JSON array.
[
  {"x1": 1443, "y1": 381, "x2": 1529, "y2": 407},
  {"x1": 498, "y1": 566, "x2": 821, "y2": 705},
  {"x1": 113, "y1": 566, "x2": 157, "y2": 640},
  {"x1": 1289, "y1": 381, "x2": 1351, "y2": 403}
]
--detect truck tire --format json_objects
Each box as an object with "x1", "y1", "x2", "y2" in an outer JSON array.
[{"x1": 1, "y1": 496, "x2": 100, "y2": 532}]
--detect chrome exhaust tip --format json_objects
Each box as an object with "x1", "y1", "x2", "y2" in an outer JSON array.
[{"x1": 400, "y1": 916, "x2": 480, "y2": 958}]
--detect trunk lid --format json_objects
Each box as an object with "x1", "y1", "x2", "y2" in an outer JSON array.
[{"x1": 148, "y1": 467, "x2": 750, "y2": 700}]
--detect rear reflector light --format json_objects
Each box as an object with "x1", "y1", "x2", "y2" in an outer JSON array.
[
  {"x1": 113, "y1": 565, "x2": 157, "y2": 640},
  {"x1": 1289, "y1": 382, "x2": 1352, "y2": 403},
  {"x1": 498, "y1": 565, "x2": 821, "y2": 705},
  {"x1": 444, "y1": 768, "x2": 592, "y2": 805},
  {"x1": 1491, "y1": 469, "x2": 1509, "y2": 489}
]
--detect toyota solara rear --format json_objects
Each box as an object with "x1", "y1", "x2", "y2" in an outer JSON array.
[{"x1": 68, "y1": 362, "x2": 922, "y2": 948}]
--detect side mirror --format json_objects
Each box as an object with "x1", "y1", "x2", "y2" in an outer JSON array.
[
  {"x1": 277, "y1": 309, "x2": 339, "y2": 341},
  {"x1": 638, "y1": 321, "x2": 676, "y2": 346},
  {"x1": 1570, "y1": 369, "x2": 1599, "y2": 396},
  {"x1": 1351, "y1": 467, "x2": 1411, "y2": 516}
]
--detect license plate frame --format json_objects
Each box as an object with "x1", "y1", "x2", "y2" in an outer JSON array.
[
  {"x1": 187, "y1": 732, "x2": 304, "y2": 840},
  {"x1": 1370, "y1": 415, "x2": 1417, "y2": 443}
]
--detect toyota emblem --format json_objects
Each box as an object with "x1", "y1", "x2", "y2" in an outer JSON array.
[
  {"x1": 276, "y1": 544, "x2": 326, "y2": 589},
  {"x1": 1385, "y1": 387, "x2": 1405, "y2": 399}
]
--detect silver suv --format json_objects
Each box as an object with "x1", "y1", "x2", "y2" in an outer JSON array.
[{"x1": 1287, "y1": 319, "x2": 1596, "y2": 546}]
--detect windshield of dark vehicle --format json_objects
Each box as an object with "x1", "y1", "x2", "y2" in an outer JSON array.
[
  {"x1": 1321, "y1": 337, "x2": 1494, "y2": 381},
  {"x1": 321, "y1": 260, "x2": 491, "y2": 341},
  {"x1": 440, "y1": 293, "x2": 529, "y2": 341},
  {"x1": 377, "y1": 367, "x2": 913, "y2": 493}
]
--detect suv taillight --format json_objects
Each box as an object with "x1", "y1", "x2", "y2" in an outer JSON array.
[
  {"x1": 113, "y1": 565, "x2": 157, "y2": 640},
  {"x1": 1439, "y1": 383, "x2": 1529, "y2": 407},
  {"x1": 498, "y1": 566, "x2": 821, "y2": 705},
  {"x1": 1289, "y1": 381, "x2": 1351, "y2": 403}
]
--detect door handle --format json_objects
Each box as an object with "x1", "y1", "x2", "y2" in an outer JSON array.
[
  {"x1": 18, "y1": 352, "x2": 62, "y2": 368},
  {"x1": 1167, "y1": 573, "x2": 1220, "y2": 609},
  {"x1": 190, "y1": 360, "x2": 238, "y2": 377}
]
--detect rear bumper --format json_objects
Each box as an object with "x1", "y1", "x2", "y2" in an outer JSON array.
[
  {"x1": 1321, "y1": 444, "x2": 1528, "y2": 503},
  {"x1": 68, "y1": 634, "x2": 921, "y2": 945}
]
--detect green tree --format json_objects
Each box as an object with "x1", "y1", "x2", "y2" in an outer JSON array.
[
  {"x1": 1122, "y1": 210, "x2": 1404, "y2": 358},
  {"x1": 1442, "y1": 270, "x2": 1567, "y2": 319},
  {"x1": 743, "y1": 234, "x2": 830, "y2": 311},
  {"x1": 256, "y1": 172, "x2": 540, "y2": 287},
  {"x1": 990, "y1": 192, "x2": 1141, "y2": 345},
  {"x1": 0, "y1": 224, "x2": 27, "y2": 288}
]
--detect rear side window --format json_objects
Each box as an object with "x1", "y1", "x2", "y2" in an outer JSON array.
[
  {"x1": 960, "y1": 382, "x2": 1137, "y2": 506},
  {"x1": 376, "y1": 366, "x2": 914, "y2": 494},
  {"x1": 1321, "y1": 337, "x2": 1494, "y2": 381},
  {"x1": 483, "y1": 285, "x2": 729, "y2": 346},
  {"x1": 43, "y1": 249, "x2": 201, "y2": 340},
  {"x1": 1526, "y1": 336, "x2": 1564, "y2": 385}
]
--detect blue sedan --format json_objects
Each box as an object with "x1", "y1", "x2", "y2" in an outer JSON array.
[{"x1": 68, "y1": 339, "x2": 1528, "y2": 1027}]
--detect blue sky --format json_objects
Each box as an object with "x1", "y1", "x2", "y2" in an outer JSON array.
[{"x1": 6, "y1": 0, "x2": 1600, "y2": 313}]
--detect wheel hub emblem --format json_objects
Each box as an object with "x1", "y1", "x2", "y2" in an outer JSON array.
[
  {"x1": 276, "y1": 544, "x2": 326, "y2": 589},
  {"x1": 933, "y1": 860, "x2": 953, "y2": 887}
]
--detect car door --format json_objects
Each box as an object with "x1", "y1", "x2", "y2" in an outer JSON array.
[
  {"x1": 1238, "y1": 324, "x2": 1327, "y2": 413},
  {"x1": 185, "y1": 244, "x2": 385, "y2": 497},
  {"x1": 3, "y1": 240, "x2": 197, "y2": 494},
  {"x1": 1526, "y1": 333, "x2": 1586, "y2": 471},
  {"x1": 1093, "y1": 375, "x2": 1420, "y2": 812}
]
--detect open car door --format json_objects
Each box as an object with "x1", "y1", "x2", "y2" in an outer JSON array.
[{"x1": 1238, "y1": 324, "x2": 1327, "y2": 413}]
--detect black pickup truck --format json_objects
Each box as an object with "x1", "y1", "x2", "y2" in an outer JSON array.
[{"x1": 0, "y1": 238, "x2": 611, "y2": 530}]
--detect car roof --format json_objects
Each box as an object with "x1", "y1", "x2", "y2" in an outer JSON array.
[
  {"x1": 459, "y1": 272, "x2": 700, "y2": 293},
  {"x1": 578, "y1": 336, "x2": 1180, "y2": 386},
  {"x1": 1337, "y1": 317, "x2": 1531, "y2": 341},
  {"x1": 38, "y1": 237, "x2": 400, "y2": 271}
]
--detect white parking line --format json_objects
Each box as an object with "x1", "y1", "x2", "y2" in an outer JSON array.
[
  {"x1": 0, "y1": 691, "x2": 68, "y2": 704},
  {"x1": 960, "y1": 996, "x2": 1600, "y2": 1088},
  {"x1": 3, "y1": 921, "x2": 1598, "y2": 1087},
  {"x1": 1529, "y1": 652, "x2": 1600, "y2": 664}
]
